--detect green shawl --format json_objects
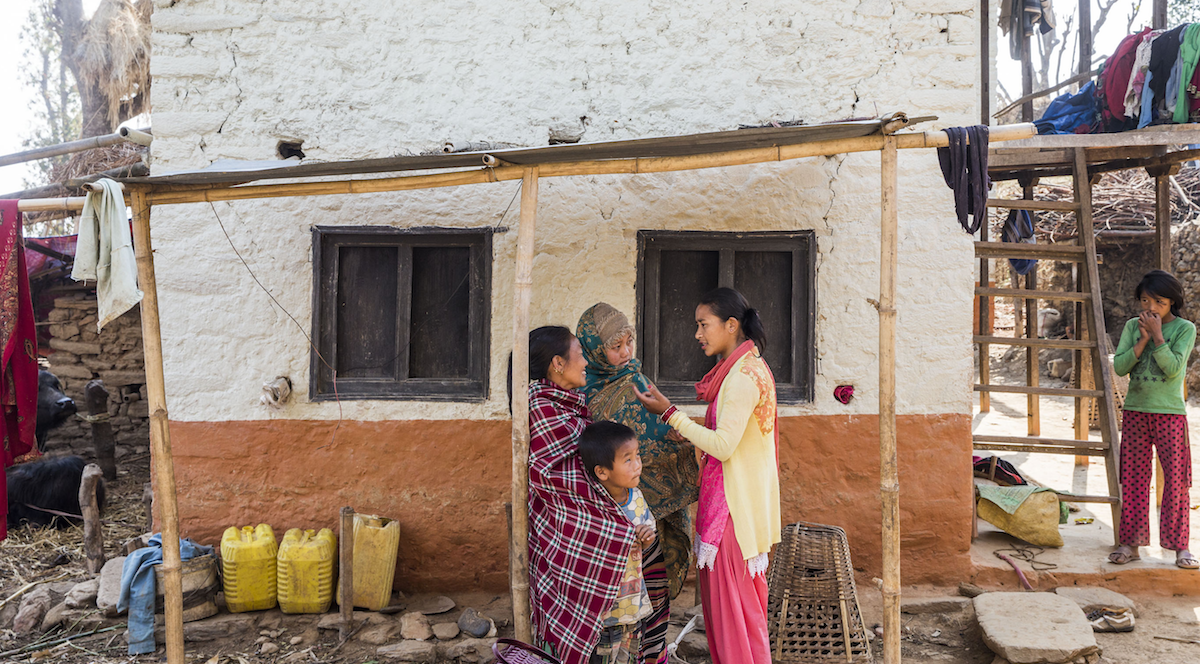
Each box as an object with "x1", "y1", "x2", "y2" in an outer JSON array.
[{"x1": 577, "y1": 304, "x2": 699, "y2": 597}]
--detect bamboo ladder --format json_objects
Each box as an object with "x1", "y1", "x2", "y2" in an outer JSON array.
[{"x1": 972, "y1": 148, "x2": 1122, "y2": 544}]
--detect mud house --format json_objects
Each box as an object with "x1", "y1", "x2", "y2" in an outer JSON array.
[{"x1": 144, "y1": 1, "x2": 985, "y2": 590}]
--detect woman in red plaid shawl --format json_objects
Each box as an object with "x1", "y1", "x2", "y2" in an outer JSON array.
[{"x1": 526, "y1": 326, "x2": 638, "y2": 664}]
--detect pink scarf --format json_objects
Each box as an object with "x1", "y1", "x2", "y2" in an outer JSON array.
[{"x1": 692, "y1": 340, "x2": 756, "y2": 570}]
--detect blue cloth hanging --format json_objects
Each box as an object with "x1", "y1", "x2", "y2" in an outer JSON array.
[
  {"x1": 1002, "y1": 209, "x2": 1038, "y2": 275},
  {"x1": 1035, "y1": 81, "x2": 1097, "y2": 135},
  {"x1": 118, "y1": 533, "x2": 214, "y2": 655}
]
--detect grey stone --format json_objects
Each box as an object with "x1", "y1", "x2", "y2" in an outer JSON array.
[
  {"x1": 182, "y1": 612, "x2": 257, "y2": 641},
  {"x1": 377, "y1": 639, "x2": 437, "y2": 662},
  {"x1": 13, "y1": 586, "x2": 53, "y2": 635},
  {"x1": 677, "y1": 631, "x2": 710, "y2": 661},
  {"x1": 40, "y1": 601, "x2": 69, "y2": 632},
  {"x1": 96, "y1": 556, "x2": 127, "y2": 616},
  {"x1": 1054, "y1": 587, "x2": 1139, "y2": 617},
  {"x1": 974, "y1": 592, "x2": 1100, "y2": 664},
  {"x1": 318, "y1": 610, "x2": 392, "y2": 630},
  {"x1": 65, "y1": 578, "x2": 100, "y2": 608},
  {"x1": 432, "y1": 621, "x2": 460, "y2": 640},
  {"x1": 400, "y1": 611, "x2": 433, "y2": 640},
  {"x1": 457, "y1": 607, "x2": 494, "y2": 638},
  {"x1": 260, "y1": 641, "x2": 279, "y2": 655},
  {"x1": 359, "y1": 621, "x2": 401, "y2": 645},
  {"x1": 442, "y1": 638, "x2": 498, "y2": 663},
  {"x1": 289, "y1": 635, "x2": 304, "y2": 645},
  {"x1": 901, "y1": 596, "x2": 973, "y2": 614},
  {"x1": 413, "y1": 595, "x2": 456, "y2": 615}
]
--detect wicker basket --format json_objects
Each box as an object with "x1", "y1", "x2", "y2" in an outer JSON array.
[{"x1": 767, "y1": 522, "x2": 872, "y2": 663}]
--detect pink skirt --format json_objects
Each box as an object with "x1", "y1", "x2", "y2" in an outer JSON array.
[{"x1": 697, "y1": 516, "x2": 771, "y2": 664}]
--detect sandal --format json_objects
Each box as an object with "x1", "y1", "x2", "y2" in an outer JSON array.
[
  {"x1": 1087, "y1": 607, "x2": 1135, "y2": 633},
  {"x1": 1176, "y1": 551, "x2": 1199, "y2": 570},
  {"x1": 1108, "y1": 546, "x2": 1141, "y2": 565}
]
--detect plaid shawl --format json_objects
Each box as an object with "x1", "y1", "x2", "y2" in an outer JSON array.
[{"x1": 528, "y1": 379, "x2": 634, "y2": 664}]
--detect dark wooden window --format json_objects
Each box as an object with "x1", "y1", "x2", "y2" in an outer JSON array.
[
  {"x1": 636, "y1": 231, "x2": 815, "y2": 403},
  {"x1": 311, "y1": 227, "x2": 491, "y2": 401}
]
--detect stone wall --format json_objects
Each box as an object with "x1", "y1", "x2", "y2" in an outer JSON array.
[{"x1": 42, "y1": 295, "x2": 150, "y2": 460}]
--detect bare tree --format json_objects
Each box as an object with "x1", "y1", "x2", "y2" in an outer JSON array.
[
  {"x1": 19, "y1": 0, "x2": 81, "y2": 187},
  {"x1": 53, "y1": 0, "x2": 151, "y2": 138}
]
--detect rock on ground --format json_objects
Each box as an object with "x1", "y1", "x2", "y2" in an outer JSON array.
[
  {"x1": 96, "y1": 556, "x2": 127, "y2": 616},
  {"x1": 378, "y1": 639, "x2": 437, "y2": 662},
  {"x1": 400, "y1": 611, "x2": 433, "y2": 640},
  {"x1": 1054, "y1": 587, "x2": 1139, "y2": 617},
  {"x1": 901, "y1": 596, "x2": 973, "y2": 614},
  {"x1": 457, "y1": 607, "x2": 495, "y2": 638},
  {"x1": 974, "y1": 592, "x2": 1100, "y2": 664},
  {"x1": 65, "y1": 578, "x2": 100, "y2": 608},
  {"x1": 13, "y1": 586, "x2": 53, "y2": 635},
  {"x1": 358, "y1": 620, "x2": 402, "y2": 645},
  {"x1": 432, "y1": 621, "x2": 460, "y2": 640},
  {"x1": 441, "y1": 637, "x2": 498, "y2": 663}
]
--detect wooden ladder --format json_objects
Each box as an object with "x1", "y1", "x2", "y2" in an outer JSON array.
[{"x1": 973, "y1": 148, "x2": 1121, "y2": 544}]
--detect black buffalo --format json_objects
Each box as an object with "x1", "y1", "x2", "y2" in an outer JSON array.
[
  {"x1": 36, "y1": 369, "x2": 76, "y2": 451},
  {"x1": 5, "y1": 455, "x2": 106, "y2": 529}
]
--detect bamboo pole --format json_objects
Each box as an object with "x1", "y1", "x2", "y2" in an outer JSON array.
[
  {"x1": 510, "y1": 166, "x2": 539, "y2": 643},
  {"x1": 129, "y1": 189, "x2": 185, "y2": 664},
  {"x1": 878, "y1": 135, "x2": 901, "y2": 664},
  {"x1": 0, "y1": 128, "x2": 151, "y2": 168}
]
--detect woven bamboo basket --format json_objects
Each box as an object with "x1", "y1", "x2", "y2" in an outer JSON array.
[{"x1": 766, "y1": 522, "x2": 872, "y2": 663}]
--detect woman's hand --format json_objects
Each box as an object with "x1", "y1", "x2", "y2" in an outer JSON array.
[{"x1": 633, "y1": 381, "x2": 672, "y2": 416}]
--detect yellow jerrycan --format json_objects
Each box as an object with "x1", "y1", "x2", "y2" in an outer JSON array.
[
  {"x1": 348, "y1": 514, "x2": 400, "y2": 610},
  {"x1": 277, "y1": 528, "x2": 337, "y2": 614},
  {"x1": 220, "y1": 524, "x2": 278, "y2": 612}
]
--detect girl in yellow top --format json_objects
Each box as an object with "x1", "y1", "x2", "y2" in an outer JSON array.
[{"x1": 636, "y1": 287, "x2": 780, "y2": 664}]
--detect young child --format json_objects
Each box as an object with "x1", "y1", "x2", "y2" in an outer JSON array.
[
  {"x1": 1110, "y1": 270, "x2": 1197, "y2": 570},
  {"x1": 578, "y1": 421, "x2": 657, "y2": 664}
]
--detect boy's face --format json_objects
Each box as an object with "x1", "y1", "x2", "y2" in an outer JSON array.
[{"x1": 596, "y1": 438, "x2": 642, "y2": 491}]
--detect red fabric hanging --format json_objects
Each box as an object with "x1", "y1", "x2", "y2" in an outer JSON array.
[{"x1": 1, "y1": 201, "x2": 40, "y2": 541}]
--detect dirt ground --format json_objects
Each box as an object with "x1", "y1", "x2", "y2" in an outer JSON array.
[{"x1": 3, "y1": 299, "x2": 1199, "y2": 663}]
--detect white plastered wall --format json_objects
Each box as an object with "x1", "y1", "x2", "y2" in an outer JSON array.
[{"x1": 148, "y1": 0, "x2": 983, "y2": 422}]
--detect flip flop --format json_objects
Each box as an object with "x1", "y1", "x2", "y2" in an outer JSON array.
[
  {"x1": 1176, "y1": 554, "x2": 1200, "y2": 570},
  {"x1": 1108, "y1": 547, "x2": 1140, "y2": 565}
]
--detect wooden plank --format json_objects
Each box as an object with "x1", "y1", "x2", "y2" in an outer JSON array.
[
  {"x1": 992, "y1": 124, "x2": 1200, "y2": 150},
  {"x1": 1057, "y1": 494, "x2": 1121, "y2": 504},
  {"x1": 972, "y1": 434, "x2": 1108, "y2": 450},
  {"x1": 974, "y1": 242, "x2": 1086, "y2": 261},
  {"x1": 972, "y1": 443, "x2": 1109, "y2": 456},
  {"x1": 987, "y1": 198, "x2": 1079, "y2": 212},
  {"x1": 1022, "y1": 180, "x2": 1040, "y2": 437},
  {"x1": 973, "y1": 384, "x2": 1104, "y2": 397},
  {"x1": 974, "y1": 335, "x2": 1096, "y2": 349},
  {"x1": 975, "y1": 287, "x2": 1090, "y2": 301}
]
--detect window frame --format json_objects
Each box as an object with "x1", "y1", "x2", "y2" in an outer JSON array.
[
  {"x1": 309, "y1": 226, "x2": 492, "y2": 402},
  {"x1": 635, "y1": 230, "x2": 816, "y2": 404}
]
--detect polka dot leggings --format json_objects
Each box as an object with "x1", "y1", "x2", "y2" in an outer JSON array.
[{"x1": 1119, "y1": 410, "x2": 1192, "y2": 550}]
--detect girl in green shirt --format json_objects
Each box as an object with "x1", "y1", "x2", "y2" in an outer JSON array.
[{"x1": 1110, "y1": 270, "x2": 1197, "y2": 569}]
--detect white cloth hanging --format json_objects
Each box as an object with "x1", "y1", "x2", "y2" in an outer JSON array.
[{"x1": 71, "y1": 178, "x2": 143, "y2": 330}]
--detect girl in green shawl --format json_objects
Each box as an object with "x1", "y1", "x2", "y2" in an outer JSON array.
[{"x1": 577, "y1": 303, "x2": 699, "y2": 664}]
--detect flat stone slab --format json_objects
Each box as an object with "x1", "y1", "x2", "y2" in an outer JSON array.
[
  {"x1": 1054, "y1": 587, "x2": 1138, "y2": 617},
  {"x1": 974, "y1": 592, "x2": 1099, "y2": 664},
  {"x1": 378, "y1": 639, "x2": 437, "y2": 662},
  {"x1": 901, "y1": 596, "x2": 973, "y2": 614}
]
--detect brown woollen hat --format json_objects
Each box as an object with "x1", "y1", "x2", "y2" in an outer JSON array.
[{"x1": 591, "y1": 303, "x2": 635, "y2": 349}]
